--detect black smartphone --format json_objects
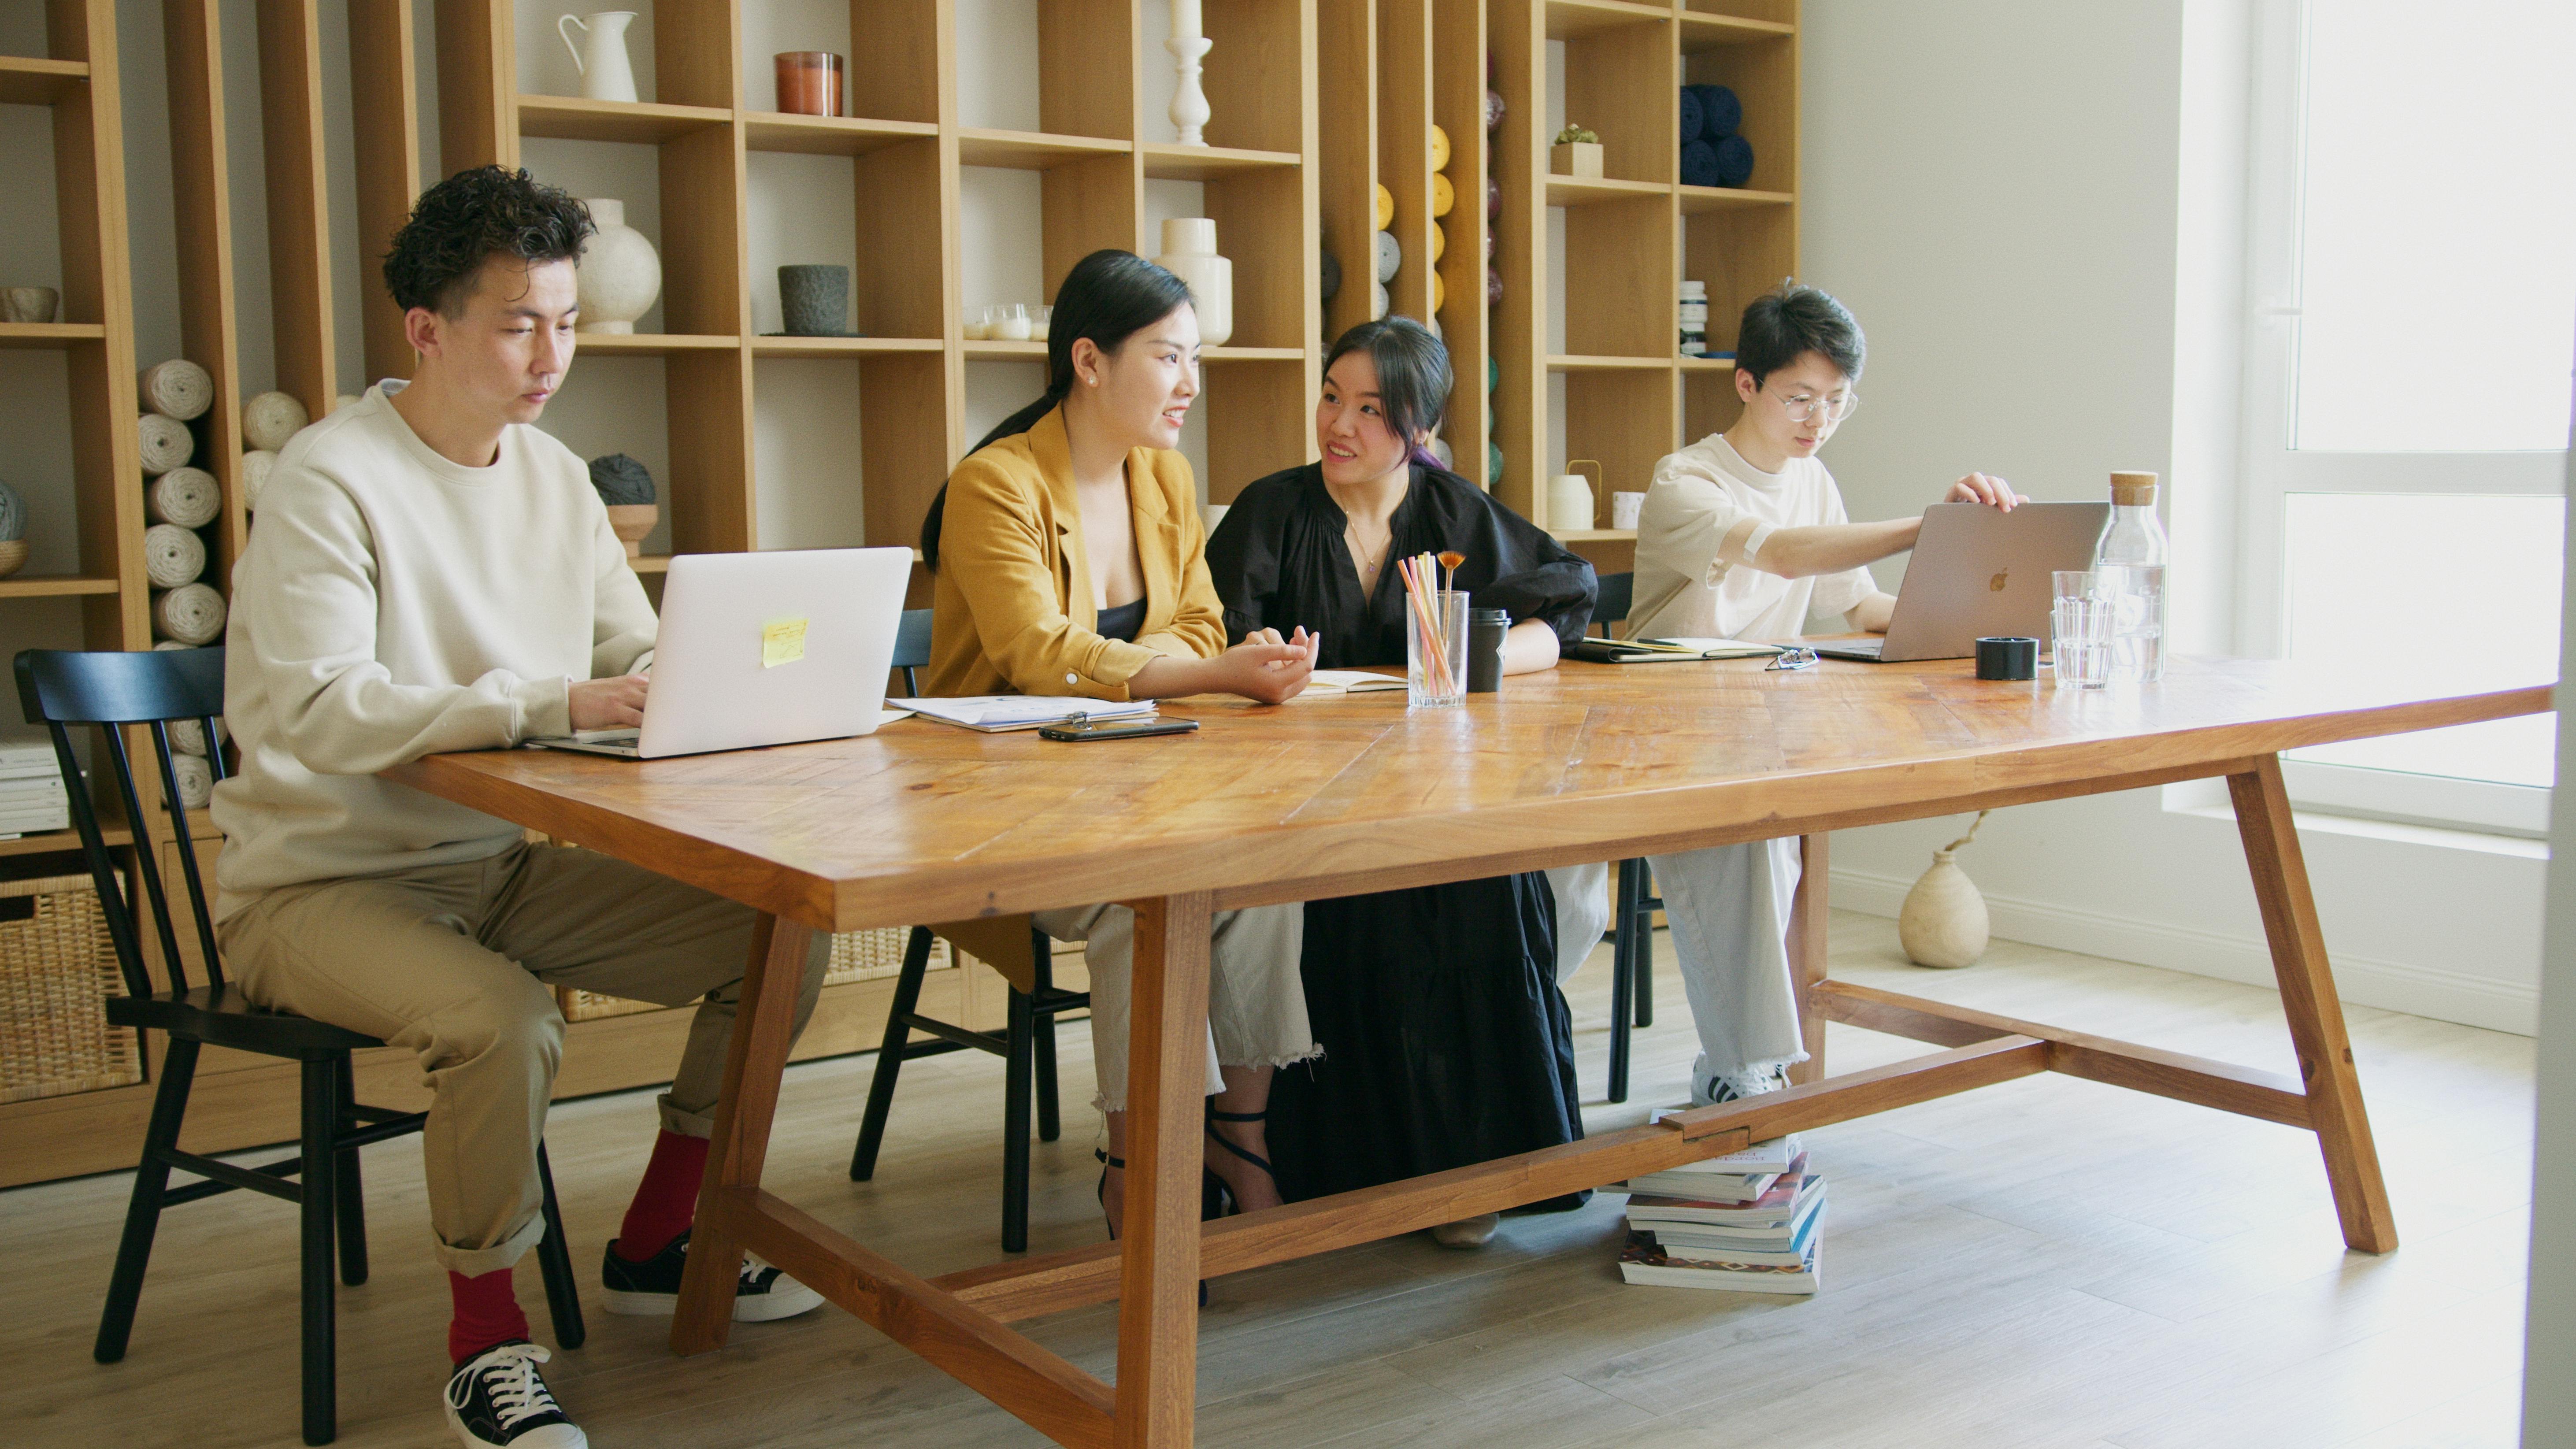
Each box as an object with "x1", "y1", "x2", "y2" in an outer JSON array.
[{"x1": 1038, "y1": 717, "x2": 1201, "y2": 742}]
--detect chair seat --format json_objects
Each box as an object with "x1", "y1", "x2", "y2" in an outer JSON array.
[{"x1": 106, "y1": 985, "x2": 385, "y2": 1059}]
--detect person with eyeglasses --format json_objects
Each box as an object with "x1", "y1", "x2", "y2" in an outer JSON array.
[{"x1": 1625, "y1": 281, "x2": 2022, "y2": 1108}]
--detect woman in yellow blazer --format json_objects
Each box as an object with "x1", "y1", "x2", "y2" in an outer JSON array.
[{"x1": 919, "y1": 250, "x2": 1320, "y2": 1237}]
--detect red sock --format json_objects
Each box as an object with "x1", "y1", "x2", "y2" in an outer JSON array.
[
  {"x1": 448, "y1": 1267, "x2": 530, "y2": 1366},
  {"x1": 614, "y1": 1129, "x2": 709, "y2": 1262}
]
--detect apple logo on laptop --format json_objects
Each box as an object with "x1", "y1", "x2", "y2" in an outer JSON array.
[{"x1": 1989, "y1": 570, "x2": 2009, "y2": 592}]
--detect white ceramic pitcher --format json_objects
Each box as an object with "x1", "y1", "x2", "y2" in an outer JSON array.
[{"x1": 558, "y1": 11, "x2": 639, "y2": 103}]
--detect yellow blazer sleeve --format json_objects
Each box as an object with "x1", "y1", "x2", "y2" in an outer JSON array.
[
  {"x1": 1134, "y1": 460, "x2": 1229, "y2": 663},
  {"x1": 940, "y1": 452, "x2": 1163, "y2": 700}
]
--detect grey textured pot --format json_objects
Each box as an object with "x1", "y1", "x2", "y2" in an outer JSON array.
[{"x1": 779, "y1": 265, "x2": 853, "y2": 336}]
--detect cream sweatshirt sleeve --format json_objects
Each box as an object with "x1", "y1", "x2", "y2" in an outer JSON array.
[{"x1": 240, "y1": 468, "x2": 578, "y2": 773}]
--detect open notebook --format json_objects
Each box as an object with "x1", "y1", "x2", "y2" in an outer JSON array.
[{"x1": 1301, "y1": 670, "x2": 1408, "y2": 694}]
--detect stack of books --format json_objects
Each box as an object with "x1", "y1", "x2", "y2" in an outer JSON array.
[
  {"x1": 0, "y1": 744, "x2": 68, "y2": 839},
  {"x1": 1618, "y1": 1133, "x2": 1825, "y2": 1294}
]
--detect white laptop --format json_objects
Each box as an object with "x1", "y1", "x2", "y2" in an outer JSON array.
[
  {"x1": 528, "y1": 547, "x2": 913, "y2": 759},
  {"x1": 1812, "y1": 501, "x2": 2112, "y2": 663}
]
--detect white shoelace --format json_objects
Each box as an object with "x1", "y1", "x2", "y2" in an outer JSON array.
[{"x1": 452, "y1": 1342, "x2": 562, "y2": 1432}]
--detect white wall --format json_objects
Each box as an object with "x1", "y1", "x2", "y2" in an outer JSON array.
[
  {"x1": 2521, "y1": 408, "x2": 2574, "y2": 1449},
  {"x1": 1798, "y1": 0, "x2": 2546, "y2": 1034}
]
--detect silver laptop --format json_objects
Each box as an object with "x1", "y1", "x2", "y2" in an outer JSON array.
[
  {"x1": 1812, "y1": 501, "x2": 2112, "y2": 663},
  {"x1": 529, "y1": 547, "x2": 913, "y2": 758}
]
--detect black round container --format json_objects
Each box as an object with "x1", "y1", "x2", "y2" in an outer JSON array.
[
  {"x1": 1467, "y1": 608, "x2": 1510, "y2": 692},
  {"x1": 1976, "y1": 636, "x2": 2039, "y2": 681}
]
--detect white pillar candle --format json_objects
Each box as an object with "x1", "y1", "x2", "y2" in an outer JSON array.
[{"x1": 1171, "y1": 0, "x2": 1201, "y2": 41}]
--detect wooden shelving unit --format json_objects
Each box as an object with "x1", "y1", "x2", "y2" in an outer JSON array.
[{"x1": 1486, "y1": 0, "x2": 1796, "y2": 551}]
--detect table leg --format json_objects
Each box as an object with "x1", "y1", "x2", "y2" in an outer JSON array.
[
  {"x1": 2228, "y1": 756, "x2": 2397, "y2": 1254},
  {"x1": 1787, "y1": 833, "x2": 1831, "y2": 1086},
  {"x1": 672, "y1": 911, "x2": 819, "y2": 1354},
  {"x1": 1113, "y1": 893, "x2": 1212, "y2": 1449}
]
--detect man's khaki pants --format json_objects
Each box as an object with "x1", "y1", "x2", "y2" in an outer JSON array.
[{"x1": 219, "y1": 842, "x2": 829, "y2": 1276}]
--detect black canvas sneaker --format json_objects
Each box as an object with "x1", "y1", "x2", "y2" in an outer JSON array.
[
  {"x1": 1690, "y1": 1064, "x2": 1790, "y2": 1108},
  {"x1": 445, "y1": 1340, "x2": 586, "y2": 1449},
  {"x1": 600, "y1": 1228, "x2": 825, "y2": 1322}
]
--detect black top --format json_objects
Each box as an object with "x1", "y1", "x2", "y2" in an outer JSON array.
[
  {"x1": 1206, "y1": 463, "x2": 1596, "y2": 666},
  {"x1": 1093, "y1": 596, "x2": 1148, "y2": 644}
]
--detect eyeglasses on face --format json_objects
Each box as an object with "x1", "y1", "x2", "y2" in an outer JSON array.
[{"x1": 1769, "y1": 390, "x2": 1859, "y2": 425}]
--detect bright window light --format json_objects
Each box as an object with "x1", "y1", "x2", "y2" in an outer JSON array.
[
  {"x1": 2284, "y1": 492, "x2": 2558, "y2": 788},
  {"x1": 2291, "y1": 0, "x2": 2576, "y2": 453}
]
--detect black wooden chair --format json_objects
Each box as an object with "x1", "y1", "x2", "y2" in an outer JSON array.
[
  {"x1": 17, "y1": 647, "x2": 583, "y2": 1447},
  {"x1": 850, "y1": 612, "x2": 1089, "y2": 1253},
  {"x1": 1588, "y1": 574, "x2": 1657, "y2": 1103}
]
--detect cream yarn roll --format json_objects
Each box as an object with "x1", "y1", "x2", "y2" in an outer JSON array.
[
  {"x1": 241, "y1": 449, "x2": 277, "y2": 511},
  {"x1": 243, "y1": 391, "x2": 309, "y2": 451},
  {"x1": 167, "y1": 751, "x2": 214, "y2": 810},
  {"x1": 147, "y1": 466, "x2": 221, "y2": 529},
  {"x1": 138, "y1": 359, "x2": 215, "y2": 420},
  {"x1": 144, "y1": 523, "x2": 207, "y2": 588},
  {"x1": 153, "y1": 583, "x2": 226, "y2": 645},
  {"x1": 168, "y1": 716, "x2": 226, "y2": 758},
  {"x1": 138, "y1": 413, "x2": 194, "y2": 475}
]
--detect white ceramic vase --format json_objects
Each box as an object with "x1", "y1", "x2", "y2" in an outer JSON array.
[
  {"x1": 576, "y1": 199, "x2": 661, "y2": 334},
  {"x1": 1154, "y1": 217, "x2": 1232, "y2": 346}
]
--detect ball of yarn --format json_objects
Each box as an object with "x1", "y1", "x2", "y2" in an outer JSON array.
[
  {"x1": 1712, "y1": 133, "x2": 1754, "y2": 188},
  {"x1": 138, "y1": 413, "x2": 194, "y2": 476},
  {"x1": 1429, "y1": 436, "x2": 1454, "y2": 470},
  {"x1": 1431, "y1": 269, "x2": 1446, "y2": 313},
  {"x1": 241, "y1": 449, "x2": 278, "y2": 511},
  {"x1": 1371, "y1": 281, "x2": 1389, "y2": 321},
  {"x1": 243, "y1": 391, "x2": 309, "y2": 452},
  {"x1": 144, "y1": 523, "x2": 207, "y2": 589},
  {"x1": 1429, "y1": 222, "x2": 1446, "y2": 263},
  {"x1": 1484, "y1": 89, "x2": 1505, "y2": 133},
  {"x1": 154, "y1": 583, "x2": 227, "y2": 645},
  {"x1": 1689, "y1": 84, "x2": 1742, "y2": 140},
  {"x1": 1486, "y1": 267, "x2": 1503, "y2": 307},
  {"x1": 138, "y1": 359, "x2": 215, "y2": 421},
  {"x1": 1430, "y1": 172, "x2": 1455, "y2": 219},
  {"x1": 1487, "y1": 443, "x2": 1505, "y2": 484},
  {"x1": 1374, "y1": 230, "x2": 1402, "y2": 285},
  {"x1": 0, "y1": 478, "x2": 24, "y2": 543},
  {"x1": 148, "y1": 466, "x2": 222, "y2": 529},
  {"x1": 588, "y1": 452, "x2": 656, "y2": 506},
  {"x1": 168, "y1": 716, "x2": 226, "y2": 758},
  {"x1": 1373, "y1": 183, "x2": 1395, "y2": 232},
  {"x1": 167, "y1": 751, "x2": 213, "y2": 811},
  {"x1": 1678, "y1": 87, "x2": 1704, "y2": 145},
  {"x1": 1486, "y1": 175, "x2": 1501, "y2": 221},
  {"x1": 1429, "y1": 124, "x2": 1451, "y2": 172},
  {"x1": 1320, "y1": 249, "x2": 1342, "y2": 304}
]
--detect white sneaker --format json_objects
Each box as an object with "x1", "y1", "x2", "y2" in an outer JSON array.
[
  {"x1": 1689, "y1": 1064, "x2": 1788, "y2": 1108},
  {"x1": 1430, "y1": 1213, "x2": 1500, "y2": 1249},
  {"x1": 445, "y1": 1340, "x2": 587, "y2": 1449}
]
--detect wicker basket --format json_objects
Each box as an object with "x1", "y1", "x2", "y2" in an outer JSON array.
[
  {"x1": 557, "y1": 925, "x2": 945, "y2": 1023},
  {"x1": 0, "y1": 871, "x2": 143, "y2": 1104}
]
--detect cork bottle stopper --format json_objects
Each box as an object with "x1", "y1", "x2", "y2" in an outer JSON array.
[{"x1": 2109, "y1": 471, "x2": 2159, "y2": 506}]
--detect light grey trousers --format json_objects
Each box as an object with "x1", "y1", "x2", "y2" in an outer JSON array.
[
  {"x1": 1030, "y1": 901, "x2": 1317, "y2": 1112},
  {"x1": 1646, "y1": 837, "x2": 1809, "y2": 1082}
]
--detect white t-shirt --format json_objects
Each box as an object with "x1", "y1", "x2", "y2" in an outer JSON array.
[
  {"x1": 1628, "y1": 433, "x2": 1880, "y2": 641},
  {"x1": 212, "y1": 382, "x2": 657, "y2": 915}
]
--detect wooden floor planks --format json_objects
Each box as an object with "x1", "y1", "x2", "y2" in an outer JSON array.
[{"x1": 0, "y1": 911, "x2": 2533, "y2": 1449}]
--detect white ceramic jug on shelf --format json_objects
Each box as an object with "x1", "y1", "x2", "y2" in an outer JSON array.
[
  {"x1": 1153, "y1": 218, "x2": 1233, "y2": 346},
  {"x1": 559, "y1": 11, "x2": 639, "y2": 103},
  {"x1": 1547, "y1": 460, "x2": 1600, "y2": 532}
]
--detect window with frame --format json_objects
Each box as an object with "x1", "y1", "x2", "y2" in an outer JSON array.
[{"x1": 2240, "y1": 0, "x2": 2574, "y2": 838}]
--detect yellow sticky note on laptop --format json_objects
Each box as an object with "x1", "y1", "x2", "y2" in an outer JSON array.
[{"x1": 760, "y1": 616, "x2": 808, "y2": 668}]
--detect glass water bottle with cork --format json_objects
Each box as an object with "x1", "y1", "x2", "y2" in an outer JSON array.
[{"x1": 2091, "y1": 470, "x2": 2168, "y2": 682}]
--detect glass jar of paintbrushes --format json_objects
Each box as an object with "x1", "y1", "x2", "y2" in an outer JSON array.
[{"x1": 1399, "y1": 551, "x2": 1469, "y2": 708}]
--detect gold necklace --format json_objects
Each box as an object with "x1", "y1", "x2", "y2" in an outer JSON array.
[{"x1": 1347, "y1": 527, "x2": 1390, "y2": 578}]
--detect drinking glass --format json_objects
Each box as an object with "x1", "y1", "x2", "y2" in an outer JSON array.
[
  {"x1": 1408, "y1": 589, "x2": 1469, "y2": 708},
  {"x1": 2051, "y1": 570, "x2": 2113, "y2": 690}
]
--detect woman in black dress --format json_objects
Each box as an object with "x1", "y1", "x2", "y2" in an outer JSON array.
[{"x1": 1205, "y1": 317, "x2": 1596, "y2": 1245}]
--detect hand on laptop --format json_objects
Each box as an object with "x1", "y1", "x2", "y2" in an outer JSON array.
[
  {"x1": 1945, "y1": 472, "x2": 2023, "y2": 511},
  {"x1": 570, "y1": 673, "x2": 650, "y2": 730}
]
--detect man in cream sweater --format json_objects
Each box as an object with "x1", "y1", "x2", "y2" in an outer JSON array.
[{"x1": 213, "y1": 166, "x2": 827, "y2": 1449}]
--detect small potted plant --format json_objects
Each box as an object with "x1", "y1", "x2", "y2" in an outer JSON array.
[{"x1": 1551, "y1": 124, "x2": 1603, "y2": 179}]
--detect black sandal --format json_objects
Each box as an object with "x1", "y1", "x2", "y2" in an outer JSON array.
[
  {"x1": 1204, "y1": 1105, "x2": 1280, "y2": 1214},
  {"x1": 1100, "y1": 1147, "x2": 1211, "y2": 1306}
]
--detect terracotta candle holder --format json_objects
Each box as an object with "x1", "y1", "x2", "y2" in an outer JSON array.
[{"x1": 775, "y1": 52, "x2": 842, "y2": 118}]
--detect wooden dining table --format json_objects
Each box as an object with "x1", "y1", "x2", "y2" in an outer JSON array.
[{"x1": 387, "y1": 653, "x2": 2550, "y2": 1449}]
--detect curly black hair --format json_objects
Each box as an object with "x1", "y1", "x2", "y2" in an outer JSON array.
[{"x1": 383, "y1": 165, "x2": 595, "y2": 317}]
